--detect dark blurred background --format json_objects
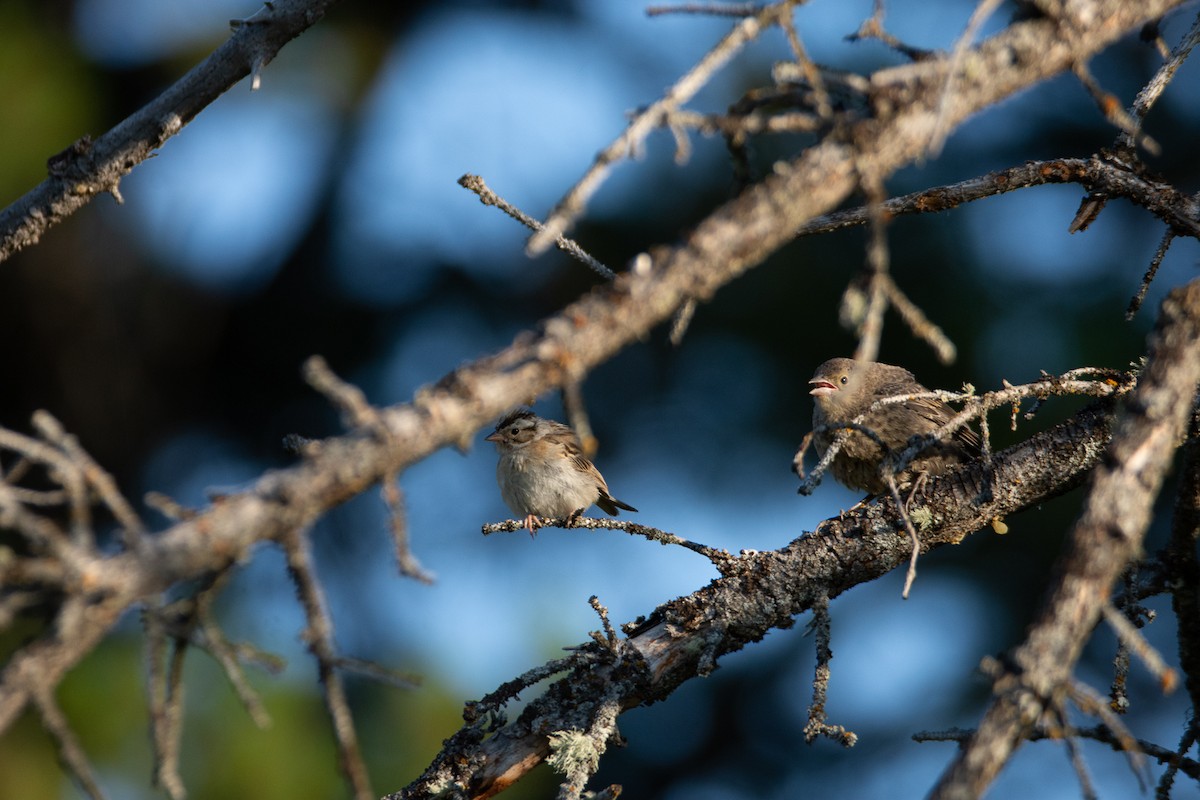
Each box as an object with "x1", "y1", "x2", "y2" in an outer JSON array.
[{"x1": 0, "y1": 1, "x2": 1196, "y2": 798}]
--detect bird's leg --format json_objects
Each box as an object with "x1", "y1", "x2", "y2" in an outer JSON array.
[
  {"x1": 523, "y1": 514, "x2": 540, "y2": 538},
  {"x1": 565, "y1": 508, "x2": 585, "y2": 527}
]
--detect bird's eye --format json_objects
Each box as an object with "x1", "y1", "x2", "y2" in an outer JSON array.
[
  {"x1": 839, "y1": 375, "x2": 848, "y2": 385},
  {"x1": 510, "y1": 427, "x2": 520, "y2": 436}
]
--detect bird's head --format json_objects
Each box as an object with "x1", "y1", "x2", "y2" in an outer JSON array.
[
  {"x1": 808, "y1": 358, "x2": 865, "y2": 414},
  {"x1": 486, "y1": 409, "x2": 539, "y2": 451}
]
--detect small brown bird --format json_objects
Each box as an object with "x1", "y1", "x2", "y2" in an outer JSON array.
[
  {"x1": 486, "y1": 410, "x2": 637, "y2": 535},
  {"x1": 806, "y1": 358, "x2": 980, "y2": 495}
]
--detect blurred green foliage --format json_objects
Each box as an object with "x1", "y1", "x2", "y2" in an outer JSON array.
[{"x1": 0, "y1": 3, "x2": 101, "y2": 203}]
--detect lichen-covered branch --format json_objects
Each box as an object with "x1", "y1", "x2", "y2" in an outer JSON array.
[
  {"x1": 931, "y1": 278, "x2": 1200, "y2": 800},
  {"x1": 390, "y1": 397, "x2": 1117, "y2": 800}
]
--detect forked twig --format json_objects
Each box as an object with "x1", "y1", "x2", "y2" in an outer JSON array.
[
  {"x1": 803, "y1": 595, "x2": 858, "y2": 746},
  {"x1": 283, "y1": 527, "x2": 374, "y2": 800},
  {"x1": 527, "y1": 2, "x2": 794, "y2": 254}
]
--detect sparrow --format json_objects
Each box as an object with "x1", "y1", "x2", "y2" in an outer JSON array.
[
  {"x1": 486, "y1": 410, "x2": 637, "y2": 535},
  {"x1": 806, "y1": 358, "x2": 980, "y2": 495}
]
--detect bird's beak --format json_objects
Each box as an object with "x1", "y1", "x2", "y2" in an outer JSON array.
[
  {"x1": 808, "y1": 379, "x2": 837, "y2": 397},
  {"x1": 485, "y1": 431, "x2": 502, "y2": 443}
]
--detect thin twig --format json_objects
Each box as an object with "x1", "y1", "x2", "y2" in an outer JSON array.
[
  {"x1": 333, "y1": 656, "x2": 422, "y2": 690},
  {"x1": 466, "y1": 653, "x2": 592, "y2": 721},
  {"x1": 143, "y1": 491, "x2": 198, "y2": 521},
  {"x1": 851, "y1": 172, "x2": 891, "y2": 364},
  {"x1": 31, "y1": 410, "x2": 146, "y2": 549},
  {"x1": 778, "y1": 8, "x2": 833, "y2": 120},
  {"x1": 928, "y1": 0, "x2": 1005, "y2": 156},
  {"x1": 382, "y1": 477, "x2": 434, "y2": 584},
  {"x1": 197, "y1": 607, "x2": 274, "y2": 729},
  {"x1": 457, "y1": 174, "x2": 616, "y2": 280},
  {"x1": 1101, "y1": 601, "x2": 1178, "y2": 693},
  {"x1": 795, "y1": 420, "x2": 891, "y2": 494},
  {"x1": 669, "y1": 299, "x2": 698, "y2": 346},
  {"x1": 885, "y1": 475, "x2": 922, "y2": 599},
  {"x1": 144, "y1": 600, "x2": 190, "y2": 800},
  {"x1": 304, "y1": 359, "x2": 432, "y2": 584},
  {"x1": 1062, "y1": 730, "x2": 1101, "y2": 800},
  {"x1": 1127, "y1": 228, "x2": 1175, "y2": 319},
  {"x1": 527, "y1": 2, "x2": 791, "y2": 254},
  {"x1": 916, "y1": 723, "x2": 1198, "y2": 778},
  {"x1": 845, "y1": 0, "x2": 937, "y2": 61},
  {"x1": 1120, "y1": 9, "x2": 1200, "y2": 150},
  {"x1": 1073, "y1": 61, "x2": 1161, "y2": 155},
  {"x1": 561, "y1": 381, "x2": 597, "y2": 458},
  {"x1": 27, "y1": 414, "x2": 91, "y2": 547},
  {"x1": 1069, "y1": 680, "x2": 1150, "y2": 788},
  {"x1": 283, "y1": 527, "x2": 374, "y2": 800},
  {"x1": 303, "y1": 356, "x2": 376, "y2": 430},
  {"x1": 882, "y1": 275, "x2": 957, "y2": 364},
  {"x1": 482, "y1": 516, "x2": 736, "y2": 570},
  {"x1": 158, "y1": 638, "x2": 190, "y2": 798},
  {"x1": 32, "y1": 682, "x2": 107, "y2": 800},
  {"x1": 646, "y1": 2, "x2": 763, "y2": 16},
  {"x1": 791, "y1": 157, "x2": 1200, "y2": 241},
  {"x1": 588, "y1": 595, "x2": 620, "y2": 655},
  {"x1": 1109, "y1": 570, "x2": 1137, "y2": 714},
  {"x1": 803, "y1": 595, "x2": 858, "y2": 746},
  {"x1": 1156, "y1": 724, "x2": 1200, "y2": 796}
]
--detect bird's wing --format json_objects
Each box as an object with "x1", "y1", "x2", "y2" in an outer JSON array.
[
  {"x1": 561, "y1": 436, "x2": 610, "y2": 491},
  {"x1": 873, "y1": 378, "x2": 981, "y2": 455},
  {"x1": 903, "y1": 395, "x2": 982, "y2": 454},
  {"x1": 561, "y1": 435, "x2": 636, "y2": 513}
]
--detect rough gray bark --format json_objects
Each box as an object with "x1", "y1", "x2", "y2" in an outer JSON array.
[{"x1": 932, "y1": 279, "x2": 1200, "y2": 799}]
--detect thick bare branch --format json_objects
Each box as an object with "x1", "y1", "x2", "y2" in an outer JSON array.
[
  {"x1": 0, "y1": 0, "x2": 342, "y2": 264},
  {"x1": 931, "y1": 278, "x2": 1200, "y2": 800}
]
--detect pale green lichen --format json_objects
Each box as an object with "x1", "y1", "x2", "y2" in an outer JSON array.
[
  {"x1": 547, "y1": 729, "x2": 600, "y2": 776},
  {"x1": 909, "y1": 506, "x2": 934, "y2": 531}
]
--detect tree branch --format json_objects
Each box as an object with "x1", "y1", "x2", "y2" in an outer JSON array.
[
  {"x1": 793, "y1": 156, "x2": 1200, "y2": 240},
  {"x1": 1166, "y1": 401, "x2": 1200, "y2": 732},
  {"x1": 931, "y1": 278, "x2": 1200, "y2": 800},
  {"x1": 391, "y1": 398, "x2": 1117, "y2": 800},
  {"x1": 0, "y1": 0, "x2": 1189, "y2": 793},
  {"x1": 0, "y1": 0, "x2": 343, "y2": 264}
]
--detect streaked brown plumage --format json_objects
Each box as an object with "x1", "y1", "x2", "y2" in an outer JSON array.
[
  {"x1": 808, "y1": 358, "x2": 979, "y2": 495},
  {"x1": 486, "y1": 410, "x2": 636, "y2": 534}
]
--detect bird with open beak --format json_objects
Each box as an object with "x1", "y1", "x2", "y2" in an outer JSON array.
[{"x1": 807, "y1": 358, "x2": 980, "y2": 496}]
